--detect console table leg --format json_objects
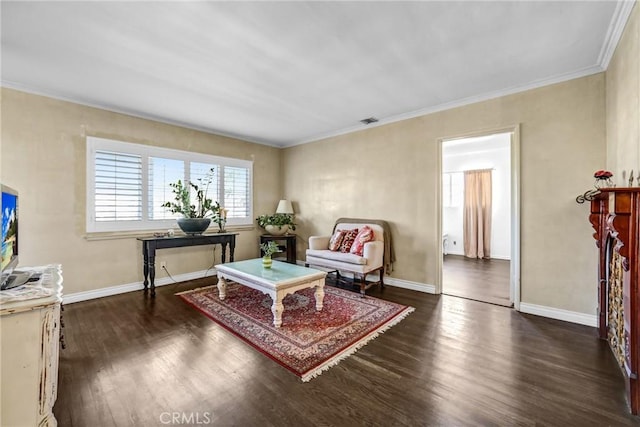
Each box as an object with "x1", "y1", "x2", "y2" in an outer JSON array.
[
  {"x1": 142, "y1": 244, "x2": 149, "y2": 291},
  {"x1": 221, "y1": 243, "x2": 227, "y2": 264},
  {"x1": 149, "y1": 254, "x2": 156, "y2": 297}
]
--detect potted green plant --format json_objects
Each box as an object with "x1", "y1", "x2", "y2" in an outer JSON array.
[
  {"x1": 260, "y1": 241, "x2": 280, "y2": 269},
  {"x1": 162, "y1": 169, "x2": 220, "y2": 235},
  {"x1": 256, "y1": 213, "x2": 296, "y2": 236},
  {"x1": 212, "y1": 206, "x2": 228, "y2": 233}
]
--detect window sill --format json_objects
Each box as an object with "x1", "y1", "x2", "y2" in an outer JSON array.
[{"x1": 84, "y1": 225, "x2": 255, "y2": 241}]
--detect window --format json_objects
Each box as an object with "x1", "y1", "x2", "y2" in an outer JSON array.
[
  {"x1": 86, "y1": 137, "x2": 253, "y2": 233},
  {"x1": 443, "y1": 172, "x2": 463, "y2": 207}
]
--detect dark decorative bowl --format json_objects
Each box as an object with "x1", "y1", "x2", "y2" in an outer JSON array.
[{"x1": 176, "y1": 218, "x2": 211, "y2": 235}]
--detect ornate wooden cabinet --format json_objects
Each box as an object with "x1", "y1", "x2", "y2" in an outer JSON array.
[{"x1": 589, "y1": 189, "x2": 640, "y2": 414}]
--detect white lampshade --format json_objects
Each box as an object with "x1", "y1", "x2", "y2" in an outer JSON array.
[{"x1": 275, "y1": 199, "x2": 294, "y2": 214}]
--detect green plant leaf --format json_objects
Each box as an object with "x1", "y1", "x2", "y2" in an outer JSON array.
[
  {"x1": 256, "y1": 213, "x2": 296, "y2": 230},
  {"x1": 160, "y1": 170, "x2": 219, "y2": 219}
]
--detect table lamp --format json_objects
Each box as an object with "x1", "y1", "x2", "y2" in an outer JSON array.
[{"x1": 276, "y1": 200, "x2": 294, "y2": 214}]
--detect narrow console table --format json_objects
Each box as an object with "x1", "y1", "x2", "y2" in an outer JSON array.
[{"x1": 137, "y1": 233, "x2": 238, "y2": 296}]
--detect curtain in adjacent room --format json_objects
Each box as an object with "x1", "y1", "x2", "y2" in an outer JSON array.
[{"x1": 463, "y1": 169, "x2": 492, "y2": 259}]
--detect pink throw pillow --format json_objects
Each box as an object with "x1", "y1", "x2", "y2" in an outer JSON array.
[
  {"x1": 339, "y1": 229, "x2": 359, "y2": 253},
  {"x1": 350, "y1": 226, "x2": 375, "y2": 256},
  {"x1": 328, "y1": 230, "x2": 345, "y2": 251}
]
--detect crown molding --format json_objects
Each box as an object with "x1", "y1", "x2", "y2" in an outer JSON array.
[
  {"x1": 2, "y1": 57, "x2": 606, "y2": 151},
  {"x1": 289, "y1": 64, "x2": 604, "y2": 147},
  {"x1": 597, "y1": 0, "x2": 637, "y2": 69}
]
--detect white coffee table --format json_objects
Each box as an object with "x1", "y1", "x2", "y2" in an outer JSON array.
[{"x1": 215, "y1": 259, "x2": 327, "y2": 327}]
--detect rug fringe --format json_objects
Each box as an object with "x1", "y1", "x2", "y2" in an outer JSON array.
[{"x1": 300, "y1": 306, "x2": 415, "y2": 382}]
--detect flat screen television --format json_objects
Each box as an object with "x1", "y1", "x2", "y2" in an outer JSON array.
[{"x1": 1, "y1": 184, "x2": 32, "y2": 290}]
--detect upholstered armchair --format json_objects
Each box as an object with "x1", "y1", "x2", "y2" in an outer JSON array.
[{"x1": 305, "y1": 221, "x2": 386, "y2": 296}]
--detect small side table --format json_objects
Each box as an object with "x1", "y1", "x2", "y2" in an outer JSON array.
[{"x1": 260, "y1": 234, "x2": 297, "y2": 264}]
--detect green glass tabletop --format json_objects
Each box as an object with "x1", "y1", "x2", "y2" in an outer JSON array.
[{"x1": 217, "y1": 259, "x2": 325, "y2": 283}]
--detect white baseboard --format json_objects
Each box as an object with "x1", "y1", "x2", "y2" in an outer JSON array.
[
  {"x1": 381, "y1": 282, "x2": 596, "y2": 327},
  {"x1": 64, "y1": 262, "x2": 438, "y2": 304},
  {"x1": 519, "y1": 302, "x2": 597, "y2": 327},
  {"x1": 63, "y1": 269, "x2": 217, "y2": 304},
  {"x1": 383, "y1": 276, "x2": 436, "y2": 294},
  {"x1": 65, "y1": 264, "x2": 594, "y2": 329}
]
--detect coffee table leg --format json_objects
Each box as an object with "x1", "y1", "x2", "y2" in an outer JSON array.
[
  {"x1": 272, "y1": 297, "x2": 284, "y2": 328},
  {"x1": 315, "y1": 281, "x2": 325, "y2": 311},
  {"x1": 217, "y1": 274, "x2": 227, "y2": 300}
]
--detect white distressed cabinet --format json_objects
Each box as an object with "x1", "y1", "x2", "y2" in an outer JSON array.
[{"x1": 1, "y1": 265, "x2": 63, "y2": 427}]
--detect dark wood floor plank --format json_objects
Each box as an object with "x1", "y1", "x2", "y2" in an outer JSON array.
[
  {"x1": 53, "y1": 277, "x2": 639, "y2": 426},
  {"x1": 443, "y1": 254, "x2": 511, "y2": 306}
]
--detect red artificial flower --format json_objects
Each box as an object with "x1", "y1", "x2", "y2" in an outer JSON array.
[{"x1": 594, "y1": 170, "x2": 613, "y2": 179}]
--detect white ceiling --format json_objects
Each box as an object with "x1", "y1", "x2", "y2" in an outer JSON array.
[{"x1": 1, "y1": 1, "x2": 634, "y2": 147}]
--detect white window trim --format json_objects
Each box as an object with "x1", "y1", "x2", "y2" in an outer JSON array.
[{"x1": 86, "y1": 136, "x2": 253, "y2": 233}]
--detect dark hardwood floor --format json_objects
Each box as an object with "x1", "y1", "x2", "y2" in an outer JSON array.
[
  {"x1": 443, "y1": 255, "x2": 511, "y2": 306},
  {"x1": 54, "y1": 278, "x2": 639, "y2": 426}
]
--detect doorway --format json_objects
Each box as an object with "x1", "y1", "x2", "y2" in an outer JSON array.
[{"x1": 440, "y1": 131, "x2": 517, "y2": 307}]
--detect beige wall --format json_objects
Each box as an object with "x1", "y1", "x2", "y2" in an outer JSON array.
[
  {"x1": 607, "y1": 3, "x2": 640, "y2": 184},
  {"x1": 284, "y1": 73, "x2": 605, "y2": 315},
  {"x1": 1, "y1": 88, "x2": 281, "y2": 295},
  {"x1": 0, "y1": 71, "x2": 611, "y2": 316}
]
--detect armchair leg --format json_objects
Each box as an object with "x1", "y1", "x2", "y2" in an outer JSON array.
[{"x1": 357, "y1": 270, "x2": 385, "y2": 297}]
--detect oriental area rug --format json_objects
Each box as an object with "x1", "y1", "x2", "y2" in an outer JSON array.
[{"x1": 178, "y1": 283, "x2": 414, "y2": 382}]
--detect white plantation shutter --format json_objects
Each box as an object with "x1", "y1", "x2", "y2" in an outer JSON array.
[
  {"x1": 223, "y1": 166, "x2": 251, "y2": 220},
  {"x1": 94, "y1": 151, "x2": 142, "y2": 221},
  {"x1": 148, "y1": 157, "x2": 185, "y2": 220},
  {"x1": 86, "y1": 137, "x2": 253, "y2": 233}
]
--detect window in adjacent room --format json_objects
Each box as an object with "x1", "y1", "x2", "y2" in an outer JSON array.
[
  {"x1": 86, "y1": 137, "x2": 253, "y2": 233},
  {"x1": 442, "y1": 172, "x2": 463, "y2": 207}
]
